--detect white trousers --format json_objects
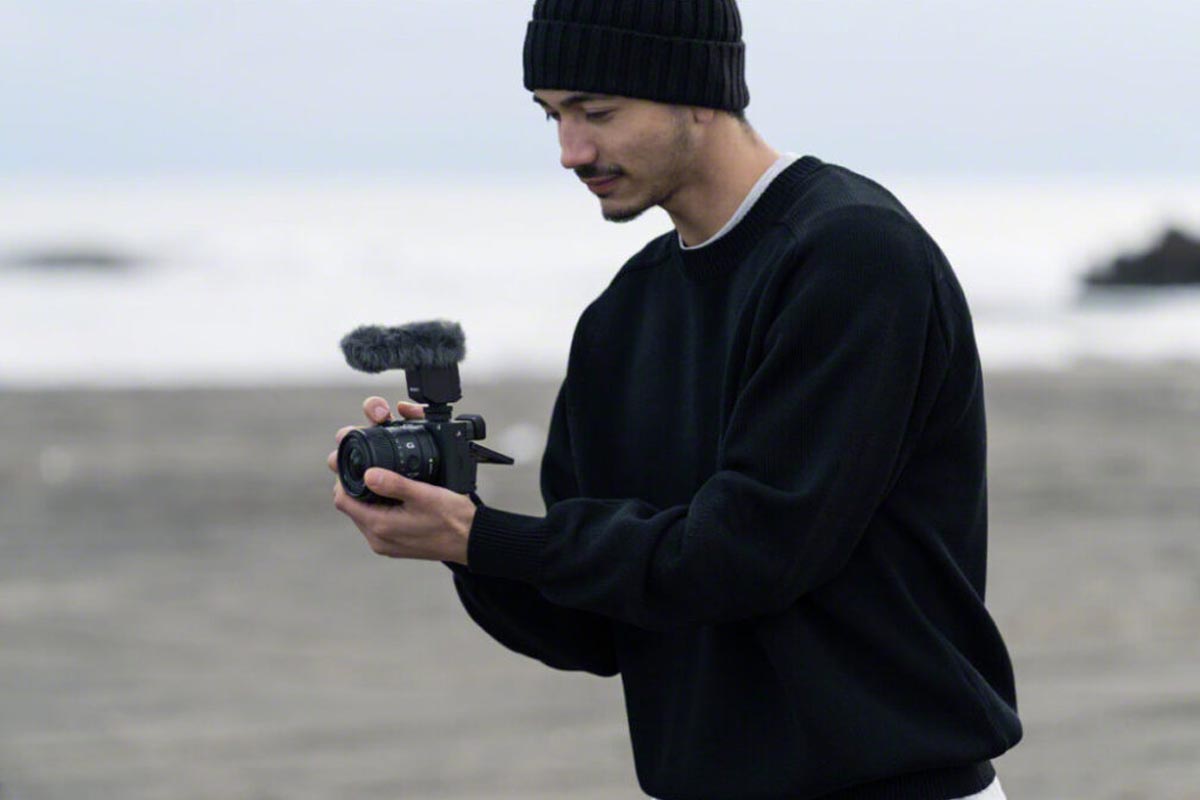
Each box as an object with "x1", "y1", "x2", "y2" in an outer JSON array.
[
  {"x1": 652, "y1": 774, "x2": 1006, "y2": 799},
  {"x1": 955, "y1": 776, "x2": 1006, "y2": 800}
]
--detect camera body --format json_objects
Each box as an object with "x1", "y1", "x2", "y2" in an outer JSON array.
[
  {"x1": 338, "y1": 409, "x2": 500, "y2": 502},
  {"x1": 335, "y1": 325, "x2": 513, "y2": 504}
]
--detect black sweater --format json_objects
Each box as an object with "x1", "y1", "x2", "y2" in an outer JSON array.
[{"x1": 453, "y1": 157, "x2": 1022, "y2": 799}]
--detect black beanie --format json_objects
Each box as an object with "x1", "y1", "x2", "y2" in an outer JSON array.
[{"x1": 523, "y1": 0, "x2": 749, "y2": 111}]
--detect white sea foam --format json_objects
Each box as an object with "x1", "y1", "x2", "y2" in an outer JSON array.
[{"x1": 1, "y1": 173, "x2": 1198, "y2": 387}]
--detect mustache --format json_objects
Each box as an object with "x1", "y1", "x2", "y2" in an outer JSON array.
[{"x1": 575, "y1": 165, "x2": 624, "y2": 180}]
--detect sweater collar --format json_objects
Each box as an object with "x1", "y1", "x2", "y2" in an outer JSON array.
[{"x1": 674, "y1": 155, "x2": 824, "y2": 282}]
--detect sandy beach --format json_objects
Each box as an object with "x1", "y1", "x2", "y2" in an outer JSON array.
[{"x1": 2, "y1": 363, "x2": 1198, "y2": 799}]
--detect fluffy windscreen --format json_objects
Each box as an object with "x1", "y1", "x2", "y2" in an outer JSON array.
[{"x1": 340, "y1": 320, "x2": 467, "y2": 373}]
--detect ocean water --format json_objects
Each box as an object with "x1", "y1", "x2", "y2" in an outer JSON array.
[{"x1": 1, "y1": 173, "x2": 1198, "y2": 388}]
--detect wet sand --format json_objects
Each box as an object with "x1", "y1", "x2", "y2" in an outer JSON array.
[{"x1": 2, "y1": 364, "x2": 1198, "y2": 799}]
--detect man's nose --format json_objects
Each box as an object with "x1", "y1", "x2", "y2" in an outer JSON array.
[{"x1": 558, "y1": 121, "x2": 597, "y2": 170}]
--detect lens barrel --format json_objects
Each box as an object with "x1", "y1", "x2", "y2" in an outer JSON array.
[{"x1": 337, "y1": 423, "x2": 439, "y2": 501}]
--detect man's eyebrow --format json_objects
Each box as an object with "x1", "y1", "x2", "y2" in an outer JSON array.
[{"x1": 532, "y1": 93, "x2": 612, "y2": 110}]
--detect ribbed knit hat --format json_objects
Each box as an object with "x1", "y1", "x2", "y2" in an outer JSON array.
[{"x1": 523, "y1": 0, "x2": 749, "y2": 111}]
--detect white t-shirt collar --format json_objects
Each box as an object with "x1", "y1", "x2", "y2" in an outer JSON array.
[{"x1": 680, "y1": 152, "x2": 801, "y2": 251}]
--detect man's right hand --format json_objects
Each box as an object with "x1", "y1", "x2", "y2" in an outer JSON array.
[{"x1": 326, "y1": 396, "x2": 427, "y2": 475}]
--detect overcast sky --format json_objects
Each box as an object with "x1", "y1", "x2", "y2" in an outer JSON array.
[{"x1": 2, "y1": 1, "x2": 1197, "y2": 178}]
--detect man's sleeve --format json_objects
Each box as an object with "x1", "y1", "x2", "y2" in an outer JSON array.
[
  {"x1": 466, "y1": 208, "x2": 951, "y2": 632},
  {"x1": 448, "y1": 383, "x2": 618, "y2": 676}
]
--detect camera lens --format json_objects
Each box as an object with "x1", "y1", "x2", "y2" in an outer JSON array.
[
  {"x1": 337, "y1": 423, "x2": 439, "y2": 501},
  {"x1": 346, "y1": 447, "x2": 366, "y2": 482}
]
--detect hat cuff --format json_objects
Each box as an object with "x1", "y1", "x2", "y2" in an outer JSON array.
[{"x1": 523, "y1": 20, "x2": 749, "y2": 111}]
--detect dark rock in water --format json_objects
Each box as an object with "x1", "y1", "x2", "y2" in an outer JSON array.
[
  {"x1": 1085, "y1": 227, "x2": 1200, "y2": 288},
  {"x1": 4, "y1": 245, "x2": 141, "y2": 272}
]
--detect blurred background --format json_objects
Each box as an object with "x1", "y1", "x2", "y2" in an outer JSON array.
[{"x1": 1, "y1": 1, "x2": 1197, "y2": 798}]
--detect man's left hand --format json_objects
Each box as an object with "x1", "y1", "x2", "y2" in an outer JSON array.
[{"x1": 328, "y1": 437, "x2": 476, "y2": 565}]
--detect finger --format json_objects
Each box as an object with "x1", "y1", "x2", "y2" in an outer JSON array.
[
  {"x1": 333, "y1": 479, "x2": 379, "y2": 521},
  {"x1": 395, "y1": 401, "x2": 426, "y2": 420},
  {"x1": 364, "y1": 467, "x2": 428, "y2": 503},
  {"x1": 335, "y1": 425, "x2": 356, "y2": 444},
  {"x1": 327, "y1": 449, "x2": 338, "y2": 473},
  {"x1": 333, "y1": 478, "x2": 359, "y2": 508},
  {"x1": 363, "y1": 396, "x2": 392, "y2": 424}
]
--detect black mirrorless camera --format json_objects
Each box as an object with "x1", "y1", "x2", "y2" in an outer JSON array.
[{"x1": 336, "y1": 321, "x2": 512, "y2": 503}]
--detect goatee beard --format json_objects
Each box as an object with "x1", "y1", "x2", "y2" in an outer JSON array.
[
  {"x1": 602, "y1": 186, "x2": 675, "y2": 224},
  {"x1": 603, "y1": 205, "x2": 650, "y2": 223}
]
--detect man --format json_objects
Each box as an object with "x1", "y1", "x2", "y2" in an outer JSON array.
[{"x1": 330, "y1": 1, "x2": 1022, "y2": 797}]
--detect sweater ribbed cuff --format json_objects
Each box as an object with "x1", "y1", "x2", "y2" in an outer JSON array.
[{"x1": 466, "y1": 506, "x2": 550, "y2": 584}]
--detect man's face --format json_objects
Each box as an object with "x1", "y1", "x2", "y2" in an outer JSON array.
[{"x1": 533, "y1": 90, "x2": 697, "y2": 223}]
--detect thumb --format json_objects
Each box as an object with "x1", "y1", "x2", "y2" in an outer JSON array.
[{"x1": 365, "y1": 467, "x2": 424, "y2": 502}]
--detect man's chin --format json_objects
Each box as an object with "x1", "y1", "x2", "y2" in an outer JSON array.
[{"x1": 600, "y1": 198, "x2": 653, "y2": 224}]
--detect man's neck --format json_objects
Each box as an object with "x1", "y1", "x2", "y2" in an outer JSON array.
[{"x1": 664, "y1": 123, "x2": 781, "y2": 247}]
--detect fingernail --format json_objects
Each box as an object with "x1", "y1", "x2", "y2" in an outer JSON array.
[{"x1": 372, "y1": 406, "x2": 387, "y2": 422}]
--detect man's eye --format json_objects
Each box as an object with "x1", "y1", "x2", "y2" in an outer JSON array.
[{"x1": 585, "y1": 110, "x2": 612, "y2": 122}]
